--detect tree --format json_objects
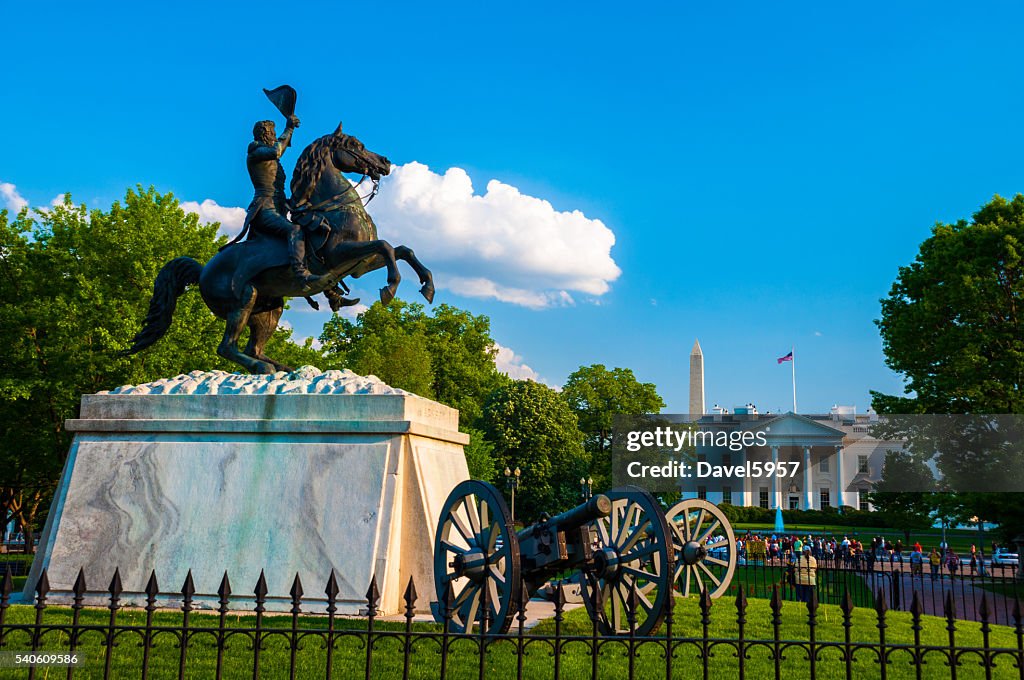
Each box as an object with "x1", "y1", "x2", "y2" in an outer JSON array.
[
  {"x1": 461, "y1": 426, "x2": 497, "y2": 482},
  {"x1": 318, "y1": 300, "x2": 435, "y2": 397},
  {"x1": 319, "y1": 301, "x2": 511, "y2": 480},
  {"x1": 319, "y1": 300, "x2": 507, "y2": 425},
  {"x1": 0, "y1": 188, "x2": 317, "y2": 549},
  {"x1": 866, "y1": 450, "x2": 937, "y2": 545},
  {"x1": 875, "y1": 194, "x2": 1024, "y2": 414},
  {"x1": 482, "y1": 380, "x2": 589, "y2": 518},
  {"x1": 873, "y1": 194, "x2": 1024, "y2": 540},
  {"x1": 262, "y1": 323, "x2": 328, "y2": 371},
  {"x1": 424, "y1": 304, "x2": 507, "y2": 426},
  {"x1": 562, "y1": 364, "x2": 665, "y2": 491}
]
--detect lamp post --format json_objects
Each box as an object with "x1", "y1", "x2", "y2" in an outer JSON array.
[
  {"x1": 580, "y1": 476, "x2": 594, "y2": 501},
  {"x1": 504, "y1": 466, "x2": 521, "y2": 523}
]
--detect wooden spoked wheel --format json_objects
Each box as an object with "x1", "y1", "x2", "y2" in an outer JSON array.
[
  {"x1": 580, "y1": 486, "x2": 673, "y2": 635},
  {"x1": 666, "y1": 498, "x2": 737, "y2": 599},
  {"x1": 433, "y1": 480, "x2": 521, "y2": 633}
]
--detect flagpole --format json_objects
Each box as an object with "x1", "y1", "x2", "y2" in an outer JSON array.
[{"x1": 791, "y1": 346, "x2": 797, "y2": 413}]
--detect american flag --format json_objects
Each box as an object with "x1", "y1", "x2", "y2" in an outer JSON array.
[{"x1": 777, "y1": 351, "x2": 793, "y2": 364}]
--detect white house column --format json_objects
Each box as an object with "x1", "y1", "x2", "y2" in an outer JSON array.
[
  {"x1": 772, "y1": 445, "x2": 781, "y2": 509},
  {"x1": 803, "y1": 446, "x2": 813, "y2": 509},
  {"x1": 835, "y1": 444, "x2": 845, "y2": 511},
  {"x1": 737, "y1": 451, "x2": 748, "y2": 507}
]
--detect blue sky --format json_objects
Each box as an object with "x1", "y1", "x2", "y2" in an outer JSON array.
[{"x1": 5, "y1": 2, "x2": 1024, "y2": 412}]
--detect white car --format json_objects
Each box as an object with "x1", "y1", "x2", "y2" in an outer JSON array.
[{"x1": 991, "y1": 548, "x2": 1019, "y2": 567}]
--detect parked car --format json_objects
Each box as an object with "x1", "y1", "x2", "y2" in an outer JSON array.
[{"x1": 991, "y1": 548, "x2": 1019, "y2": 567}]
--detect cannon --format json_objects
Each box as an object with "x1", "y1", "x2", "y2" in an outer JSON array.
[{"x1": 432, "y1": 480, "x2": 674, "y2": 635}]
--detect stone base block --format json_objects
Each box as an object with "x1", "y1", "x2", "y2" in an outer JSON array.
[{"x1": 24, "y1": 369, "x2": 470, "y2": 615}]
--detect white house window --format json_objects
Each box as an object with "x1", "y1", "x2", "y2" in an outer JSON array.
[
  {"x1": 859, "y1": 487, "x2": 871, "y2": 511},
  {"x1": 722, "y1": 486, "x2": 732, "y2": 505},
  {"x1": 820, "y1": 488, "x2": 831, "y2": 508},
  {"x1": 697, "y1": 485, "x2": 707, "y2": 501},
  {"x1": 819, "y1": 456, "x2": 829, "y2": 473},
  {"x1": 858, "y1": 455, "x2": 869, "y2": 474},
  {"x1": 759, "y1": 487, "x2": 769, "y2": 509}
]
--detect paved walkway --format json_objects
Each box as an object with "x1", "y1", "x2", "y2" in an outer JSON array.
[
  {"x1": 375, "y1": 598, "x2": 583, "y2": 630},
  {"x1": 869, "y1": 570, "x2": 1018, "y2": 626}
]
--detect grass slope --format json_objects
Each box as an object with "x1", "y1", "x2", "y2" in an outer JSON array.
[{"x1": 0, "y1": 595, "x2": 1019, "y2": 679}]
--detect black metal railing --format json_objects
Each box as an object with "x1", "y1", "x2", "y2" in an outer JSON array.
[
  {"x1": 1, "y1": 564, "x2": 1022, "y2": 679},
  {"x1": 732, "y1": 554, "x2": 1024, "y2": 625}
]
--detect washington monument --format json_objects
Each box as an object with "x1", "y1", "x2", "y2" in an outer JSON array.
[{"x1": 689, "y1": 339, "x2": 705, "y2": 416}]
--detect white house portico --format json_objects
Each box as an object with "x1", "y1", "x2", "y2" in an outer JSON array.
[{"x1": 680, "y1": 411, "x2": 888, "y2": 511}]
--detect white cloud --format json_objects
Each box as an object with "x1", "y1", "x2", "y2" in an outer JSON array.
[
  {"x1": 338, "y1": 302, "x2": 369, "y2": 319},
  {"x1": 446, "y1": 277, "x2": 575, "y2": 309},
  {"x1": 178, "y1": 162, "x2": 620, "y2": 310},
  {"x1": 49, "y1": 193, "x2": 69, "y2": 207},
  {"x1": 180, "y1": 199, "x2": 246, "y2": 238},
  {"x1": 0, "y1": 183, "x2": 28, "y2": 213},
  {"x1": 368, "y1": 163, "x2": 621, "y2": 308},
  {"x1": 494, "y1": 342, "x2": 546, "y2": 383}
]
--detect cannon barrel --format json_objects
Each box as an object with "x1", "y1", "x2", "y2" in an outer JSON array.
[{"x1": 518, "y1": 493, "x2": 611, "y2": 540}]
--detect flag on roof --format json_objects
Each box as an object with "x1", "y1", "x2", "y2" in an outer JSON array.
[{"x1": 777, "y1": 351, "x2": 793, "y2": 364}]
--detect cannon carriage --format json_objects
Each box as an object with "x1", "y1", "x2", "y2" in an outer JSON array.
[{"x1": 431, "y1": 480, "x2": 737, "y2": 635}]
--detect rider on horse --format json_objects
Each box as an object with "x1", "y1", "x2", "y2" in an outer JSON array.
[
  {"x1": 231, "y1": 116, "x2": 357, "y2": 311},
  {"x1": 242, "y1": 115, "x2": 322, "y2": 291}
]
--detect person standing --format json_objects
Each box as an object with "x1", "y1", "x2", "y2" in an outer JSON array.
[
  {"x1": 794, "y1": 545, "x2": 818, "y2": 603},
  {"x1": 910, "y1": 547, "x2": 924, "y2": 578},
  {"x1": 947, "y1": 550, "x2": 960, "y2": 578},
  {"x1": 929, "y1": 548, "x2": 941, "y2": 581}
]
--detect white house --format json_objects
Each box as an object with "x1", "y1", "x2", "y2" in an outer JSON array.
[{"x1": 679, "y1": 408, "x2": 895, "y2": 511}]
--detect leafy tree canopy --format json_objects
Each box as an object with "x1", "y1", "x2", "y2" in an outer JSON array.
[
  {"x1": 319, "y1": 300, "x2": 507, "y2": 425},
  {"x1": 562, "y1": 364, "x2": 664, "y2": 489},
  {"x1": 0, "y1": 188, "x2": 314, "y2": 544},
  {"x1": 482, "y1": 380, "x2": 588, "y2": 518},
  {"x1": 872, "y1": 194, "x2": 1024, "y2": 540},
  {"x1": 874, "y1": 194, "x2": 1024, "y2": 414},
  {"x1": 866, "y1": 450, "x2": 937, "y2": 544}
]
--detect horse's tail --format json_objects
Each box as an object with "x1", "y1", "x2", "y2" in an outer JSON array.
[{"x1": 121, "y1": 257, "x2": 203, "y2": 356}]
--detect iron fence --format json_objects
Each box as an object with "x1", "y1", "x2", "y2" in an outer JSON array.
[
  {"x1": 732, "y1": 555, "x2": 1024, "y2": 626},
  {"x1": 1, "y1": 565, "x2": 1022, "y2": 679}
]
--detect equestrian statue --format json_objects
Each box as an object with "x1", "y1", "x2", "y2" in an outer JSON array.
[{"x1": 123, "y1": 86, "x2": 435, "y2": 374}]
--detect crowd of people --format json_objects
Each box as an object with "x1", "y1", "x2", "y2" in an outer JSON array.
[{"x1": 735, "y1": 531, "x2": 1003, "y2": 579}]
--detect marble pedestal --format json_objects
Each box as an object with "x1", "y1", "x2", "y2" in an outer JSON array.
[{"x1": 24, "y1": 369, "x2": 470, "y2": 615}]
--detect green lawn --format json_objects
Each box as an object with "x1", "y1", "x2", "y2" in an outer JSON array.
[
  {"x1": 724, "y1": 564, "x2": 877, "y2": 607},
  {"x1": 0, "y1": 555, "x2": 32, "y2": 596},
  {"x1": 0, "y1": 595, "x2": 1019, "y2": 679}
]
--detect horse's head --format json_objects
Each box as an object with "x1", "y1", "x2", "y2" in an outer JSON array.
[
  {"x1": 291, "y1": 124, "x2": 392, "y2": 208},
  {"x1": 337, "y1": 134, "x2": 391, "y2": 181},
  {"x1": 322, "y1": 122, "x2": 390, "y2": 180}
]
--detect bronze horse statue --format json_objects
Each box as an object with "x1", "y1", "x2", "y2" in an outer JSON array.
[{"x1": 124, "y1": 125, "x2": 434, "y2": 374}]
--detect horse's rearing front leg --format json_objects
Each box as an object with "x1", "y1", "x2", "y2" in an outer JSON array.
[
  {"x1": 373, "y1": 240, "x2": 401, "y2": 304},
  {"x1": 394, "y1": 245, "x2": 434, "y2": 303}
]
